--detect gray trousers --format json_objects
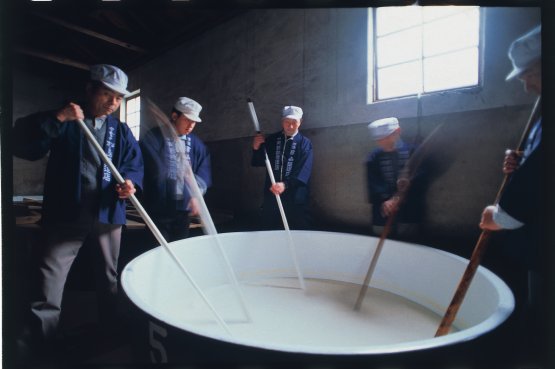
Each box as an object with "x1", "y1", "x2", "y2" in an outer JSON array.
[{"x1": 29, "y1": 220, "x2": 121, "y2": 340}]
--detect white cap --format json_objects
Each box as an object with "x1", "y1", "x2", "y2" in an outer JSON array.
[
  {"x1": 174, "y1": 97, "x2": 202, "y2": 122},
  {"x1": 90, "y1": 64, "x2": 130, "y2": 95},
  {"x1": 282, "y1": 106, "x2": 303, "y2": 121},
  {"x1": 368, "y1": 117, "x2": 400, "y2": 140},
  {"x1": 506, "y1": 25, "x2": 541, "y2": 81}
]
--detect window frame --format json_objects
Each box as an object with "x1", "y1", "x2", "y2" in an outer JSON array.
[
  {"x1": 120, "y1": 89, "x2": 141, "y2": 141},
  {"x1": 371, "y1": 6, "x2": 484, "y2": 102}
]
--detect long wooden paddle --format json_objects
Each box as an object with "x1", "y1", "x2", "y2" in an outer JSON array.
[
  {"x1": 354, "y1": 121, "x2": 444, "y2": 311},
  {"x1": 435, "y1": 96, "x2": 542, "y2": 336}
]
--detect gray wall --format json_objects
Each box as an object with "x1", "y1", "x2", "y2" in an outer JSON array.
[
  {"x1": 12, "y1": 66, "x2": 85, "y2": 195},
  {"x1": 12, "y1": 7, "x2": 541, "y2": 242},
  {"x1": 129, "y1": 7, "x2": 540, "y2": 239}
]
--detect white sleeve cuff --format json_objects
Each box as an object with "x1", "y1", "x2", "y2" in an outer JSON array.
[{"x1": 492, "y1": 205, "x2": 524, "y2": 230}]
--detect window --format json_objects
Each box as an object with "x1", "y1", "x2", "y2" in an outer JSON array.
[
  {"x1": 371, "y1": 6, "x2": 481, "y2": 101},
  {"x1": 121, "y1": 90, "x2": 141, "y2": 140}
]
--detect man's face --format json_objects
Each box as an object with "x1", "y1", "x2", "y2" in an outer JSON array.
[
  {"x1": 376, "y1": 129, "x2": 400, "y2": 152},
  {"x1": 172, "y1": 112, "x2": 197, "y2": 136},
  {"x1": 282, "y1": 117, "x2": 301, "y2": 136},
  {"x1": 88, "y1": 85, "x2": 124, "y2": 117},
  {"x1": 518, "y1": 62, "x2": 541, "y2": 95}
]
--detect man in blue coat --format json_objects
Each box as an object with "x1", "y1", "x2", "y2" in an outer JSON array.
[
  {"x1": 13, "y1": 64, "x2": 143, "y2": 355},
  {"x1": 366, "y1": 117, "x2": 426, "y2": 240},
  {"x1": 252, "y1": 105, "x2": 313, "y2": 230},
  {"x1": 479, "y1": 25, "x2": 544, "y2": 364},
  {"x1": 140, "y1": 97, "x2": 212, "y2": 242}
]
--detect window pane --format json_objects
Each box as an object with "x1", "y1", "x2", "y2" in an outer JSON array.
[
  {"x1": 124, "y1": 95, "x2": 141, "y2": 141},
  {"x1": 423, "y1": 9, "x2": 479, "y2": 57},
  {"x1": 422, "y1": 6, "x2": 466, "y2": 22},
  {"x1": 373, "y1": 6, "x2": 480, "y2": 101},
  {"x1": 376, "y1": 7, "x2": 422, "y2": 36},
  {"x1": 131, "y1": 125, "x2": 140, "y2": 140},
  {"x1": 423, "y1": 47, "x2": 479, "y2": 92},
  {"x1": 127, "y1": 98, "x2": 135, "y2": 112},
  {"x1": 378, "y1": 61, "x2": 422, "y2": 99},
  {"x1": 377, "y1": 28, "x2": 421, "y2": 67},
  {"x1": 127, "y1": 112, "x2": 139, "y2": 127}
]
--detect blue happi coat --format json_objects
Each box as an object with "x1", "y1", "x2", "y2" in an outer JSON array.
[
  {"x1": 499, "y1": 118, "x2": 541, "y2": 227},
  {"x1": 13, "y1": 111, "x2": 144, "y2": 225},
  {"x1": 498, "y1": 117, "x2": 542, "y2": 269},
  {"x1": 139, "y1": 127, "x2": 212, "y2": 217},
  {"x1": 252, "y1": 131, "x2": 313, "y2": 205},
  {"x1": 366, "y1": 139, "x2": 425, "y2": 226}
]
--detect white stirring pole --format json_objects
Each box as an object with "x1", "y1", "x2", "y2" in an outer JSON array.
[
  {"x1": 143, "y1": 98, "x2": 250, "y2": 323},
  {"x1": 76, "y1": 118, "x2": 232, "y2": 336},
  {"x1": 247, "y1": 99, "x2": 306, "y2": 291},
  {"x1": 181, "y1": 158, "x2": 252, "y2": 323}
]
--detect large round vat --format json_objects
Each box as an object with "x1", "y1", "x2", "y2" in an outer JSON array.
[{"x1": 121, "y1": 230, "x2": 514, "y2": 366}]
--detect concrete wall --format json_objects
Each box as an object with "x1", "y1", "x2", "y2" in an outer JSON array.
[
  {"x1": 129, "y1": 7, "x2": 540, "y2": 239},
  {"x1": 12, "y1": 65, "x2": 85, "y2": 195},
  {"x1": 12, "y1": 7, "x2": 541, "y2": 243}
]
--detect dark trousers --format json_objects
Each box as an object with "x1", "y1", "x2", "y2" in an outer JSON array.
[
  {"x1": 28, "y1": 220, "x2": 122, "y2": 341},
  {"x1": 484, "y1": 246, "x2": 547, "y2": 365},
  {"x1": 260, "y1": 196, "x2": 311, "y2": 231},
  {"x1": 152, "y1": 211, "x2": 191, "y2": 243}
]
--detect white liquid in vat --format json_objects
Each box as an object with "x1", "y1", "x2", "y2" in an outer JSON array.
[
  {"x1": 169, "y1": 277, "x2": 448, "y2": 349},
  {"x1": 122, "y1": 231, "x2": 514, "y2": 355}
]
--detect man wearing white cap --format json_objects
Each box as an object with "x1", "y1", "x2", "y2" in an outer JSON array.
[
  {"x1": 480, "y1": 25, "x2": 541, "y2": 231},
  {"x1": 140, "y1": 97, "x2": 211, "y2": 242},
  {"x1": 13, "y1": 64, "x2": 143, "y2": 356},
  {"x1": 366, "y1": 117, "x2": 425, "y2": 239},
  {"x1": 479, "y1": 25, "x2": 543, "y2": 363},
  {"x1": 252, "y1": 105, "x2": 313, "y2": 229}
]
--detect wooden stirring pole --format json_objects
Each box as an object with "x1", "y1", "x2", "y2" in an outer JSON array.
[
  {"x1": 353, "y1": 183, "x2": 405, "y2": 311},
  {"x1": 435, "y1": 96, "x2": 542, "y2": 337},
  {"x1": 354, "y1": 122, "x2": 444, "y2": 311}
]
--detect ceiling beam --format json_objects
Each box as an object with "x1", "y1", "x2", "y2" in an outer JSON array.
[
  {"x1": 16, "y1": 47, "x2": 90, "y2": 71},
  {"x1": 33, "y1": 12, "x2": 147, "y2": 53}
]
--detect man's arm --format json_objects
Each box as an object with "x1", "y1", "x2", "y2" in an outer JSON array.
[
  {"x1": 194, "y1": 140, "x2": 212, "y2": 194},
  {"x1": 13, "y1": 111, "x2": 63, "y2": 160},
  {"x1": 251, "y1": 133, "x2": 267, "y2": 167}
]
